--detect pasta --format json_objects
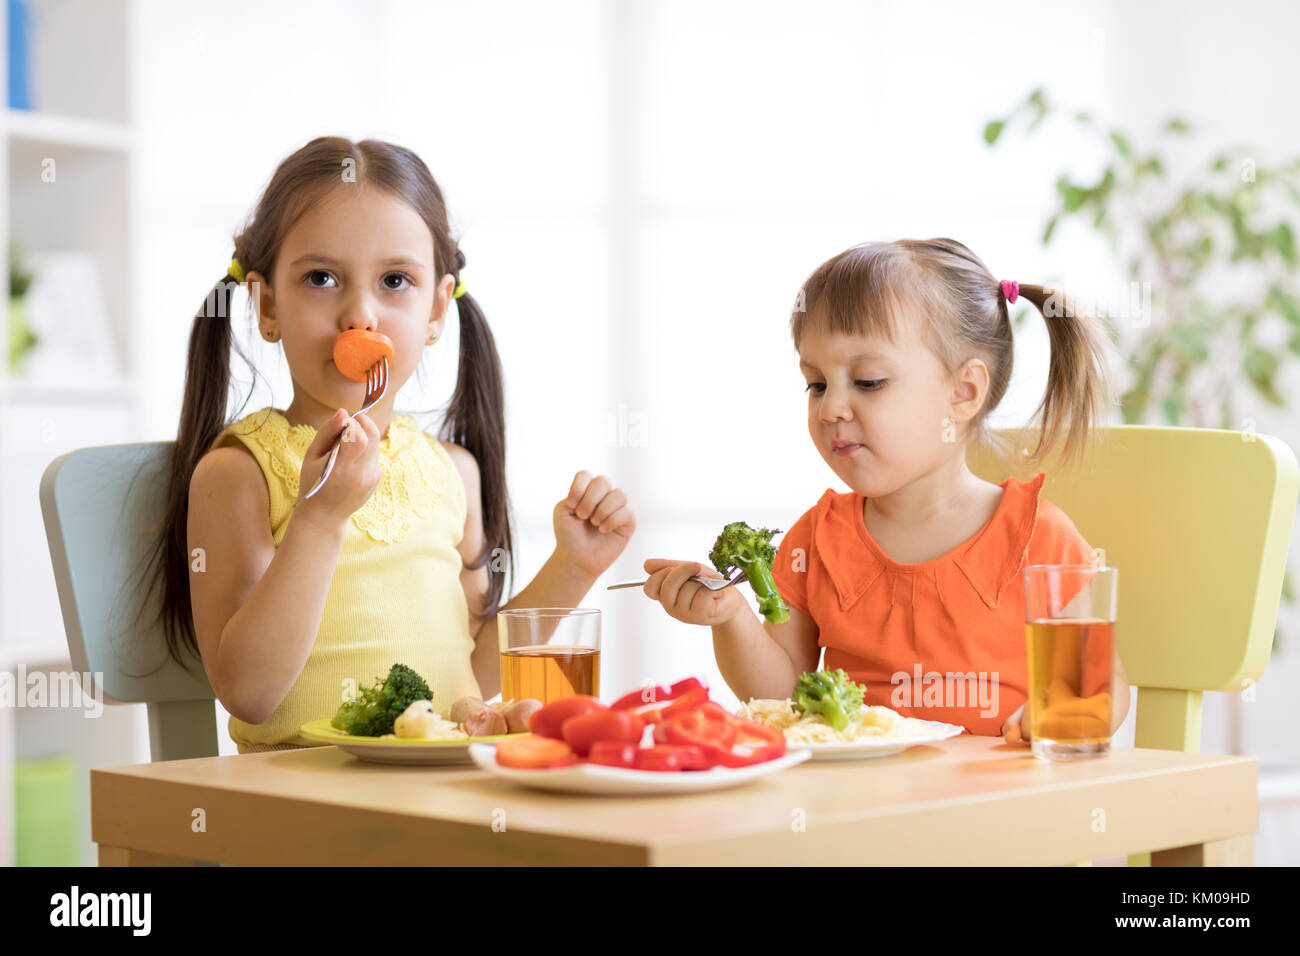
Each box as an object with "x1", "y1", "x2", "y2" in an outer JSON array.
[{"x1": 736, "y1": 698, "x2": 937, "y2": 744}]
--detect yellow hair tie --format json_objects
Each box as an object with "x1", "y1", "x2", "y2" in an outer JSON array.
[
  {"x1": 228, "y1": 255, "x2": 245, "y2": 283},
  {"x1": 453, "y1": 278, "x2": 467, "y2": 299}
]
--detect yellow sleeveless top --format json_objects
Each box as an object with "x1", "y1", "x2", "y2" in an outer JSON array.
[{"x1": 208, "y1": 407, "x2": 482, "y2": 753}]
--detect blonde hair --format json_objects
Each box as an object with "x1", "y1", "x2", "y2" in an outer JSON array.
[{"x1": 789, "y1": 238, "x2": 1114, "y2": 471}]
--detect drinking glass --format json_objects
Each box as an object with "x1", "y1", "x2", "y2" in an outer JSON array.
[
  {"x1": 1023, "y1": 565, "x2": 1118, "y2": 760},
  {"x1": 498, "y1": 608, "x2": 600, "y2": 705}
]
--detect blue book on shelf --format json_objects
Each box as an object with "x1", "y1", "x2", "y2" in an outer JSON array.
[{"x1": 8, "y1": 0, "x2": 34, "y2": 110}]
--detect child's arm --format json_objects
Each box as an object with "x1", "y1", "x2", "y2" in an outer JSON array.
[
  {"x1": 1109, "y1": 646, "x2": 1131, "y2": 733},
  {"x1": 190, "y1": 410, "x2": 382, "y2": 725},
  {"x1": 643, "y1": 560, "x2": 821, "y2": 701},
  {"x1": 445, "y1": 449, "x2": 634, "y2": 700}
]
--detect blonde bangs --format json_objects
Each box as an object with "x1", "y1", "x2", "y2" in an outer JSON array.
[{"x1": 790, "y1": 242, "x2": 927, "y2": 351}]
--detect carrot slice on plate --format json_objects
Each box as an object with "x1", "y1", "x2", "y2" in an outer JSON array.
[
  {"x1": 495, "y1": 736, "x2": 574, "y2": 769},
  {"x1": 333, "y1": 329, "x2": 394, "y2": 382}
]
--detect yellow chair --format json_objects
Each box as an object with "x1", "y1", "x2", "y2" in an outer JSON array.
[{"x1": 969, "y1": 425, "x2": 1299, "y2": 866}]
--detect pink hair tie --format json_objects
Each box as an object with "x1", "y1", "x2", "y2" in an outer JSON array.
[{"x1": 1000, "y1": 279, "x2": 1019, "y2": 304}]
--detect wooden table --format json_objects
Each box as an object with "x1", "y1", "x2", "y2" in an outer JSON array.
[{"x1": 91, "y1": 736, "x2": 1256, "y2": 866}]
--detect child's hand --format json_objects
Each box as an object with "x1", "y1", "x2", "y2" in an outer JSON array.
[
  {"x1": 642, "y1": 559, "x2": 745, "y2": 627},
  {"x1": 553, "y1": 470, "x2": 636, "y2": 579},
  {"x1": 295, "y1": 409, "x2": 382, "y2": 529},
  {"x1": 1002, "y1": 703, "x2": 1031, "y2": 745}
]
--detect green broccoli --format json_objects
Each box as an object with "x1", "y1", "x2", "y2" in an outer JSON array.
[
  {"x1": 331, "y1": 663, "x2": 433, "y2": 737},
  {"x1": 710, "y1": 521, "x2": 789, "y2": 624},
  {"x1": 793, "y1": 669, "x2": 866, "y2": 731}
]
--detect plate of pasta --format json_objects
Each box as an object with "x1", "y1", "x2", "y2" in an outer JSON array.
[{"x1": 736, "y1": 668, "x2": 966, "y2": 760}]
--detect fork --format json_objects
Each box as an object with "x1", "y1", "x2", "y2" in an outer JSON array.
[
  {"x1": 606, "y1": 572, "x2": 744, "y2": 591},
  {"x1": 296, "y1": 356, "x2": 390, "y2": 504}
]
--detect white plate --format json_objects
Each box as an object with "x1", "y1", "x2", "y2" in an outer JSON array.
[
  {"x1": 792, "y1": 719, "x2": 966, "y2": 760},
  {"x1": 298, "y1": 718, "x2": 523, "y2": 766},
  {"x1": 468, "y1": 744, "x2": 812, "y2": 795}
]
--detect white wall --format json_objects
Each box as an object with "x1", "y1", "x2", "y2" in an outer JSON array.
[{"x1": 132, "y1": 0, "x2": 1298, "y2": 819}]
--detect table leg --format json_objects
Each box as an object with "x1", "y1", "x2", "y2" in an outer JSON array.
[
  {"x1": 98, "y1": 844, "x2": 198, "y2": 866},
  {"x1": 1150, "y1": 835, "x2": 1254, "y2": 867}
]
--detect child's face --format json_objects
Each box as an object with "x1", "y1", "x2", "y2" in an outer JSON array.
[
  {"x1": 797, "y1": 316, "x2": 984, "y2": 499},
  {"x1": 251, "y1": 185, "x2": 454, "y2": 413}
]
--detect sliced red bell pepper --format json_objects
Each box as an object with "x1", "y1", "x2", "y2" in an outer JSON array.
[
  {"x1": 669, "y1": 744, "x2": 717, "y2": 771},
  {"x1": 528, "y1": 695, "x2": 606, "y2": 740},
  {"x1": 610, "y1": 677, "x2": 708, "y2": 724},
  {"x1": 560, "y1": 708, "x2": 644, "y2": 757},
  {"x1": 587, "y1": 741, "x2": 639, "y2": 768},
  {"x1": 658, "y1": 687, "x2": 710, "y2": 720},
  {"x1": 714, "y1": 715, "x2": 787, "y2": 767},
  {"x1": 633, "y1": 744, "x2": 711, "y2": 772},
  {"x1": 662, "y1": 703, "x2": 738, "y2": 761}
]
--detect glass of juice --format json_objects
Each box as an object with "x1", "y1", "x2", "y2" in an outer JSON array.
[
  {"x1": 498, "y1": 608, "x2": 600, "y2": 705},
  {"x1": 1023, "y1": 564, "x2": 1118, "y2": 761}
]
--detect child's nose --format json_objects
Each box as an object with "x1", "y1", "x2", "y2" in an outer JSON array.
[
  {"x1": 819, "y1": 386, "x2": 854, "y2": 422},
  {"x1": 339, "y1": 298, "x2": 380, "y2": 334}
]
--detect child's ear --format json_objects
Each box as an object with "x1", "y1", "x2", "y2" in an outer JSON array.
[
  {"x1": 245, "y1": 269, "x2": 277, "y2": 330},
  {"x1": 427, "y1": 272, "x2": 456, "y2": 342},
  {"x1": 949, "y1": 356, "x2": 990, "y2": 423}
]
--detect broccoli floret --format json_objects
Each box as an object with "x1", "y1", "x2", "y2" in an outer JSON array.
[
  {"x1": 710, "y1": 521, "x2": 789, "y2": 624},
  {"x1": 793, "y1": 669, "x2": 866, "y2": 731},
  {"x1": 331, "y1": 663, "x2": 433, "y2": 737}
]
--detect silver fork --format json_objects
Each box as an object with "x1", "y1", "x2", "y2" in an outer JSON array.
[
  {"x1": 606, "y1": 572, "x2": 744, "y2": 591},
  {"x1": 296, "y1": 356, "x2": 390, "y2": 504}
]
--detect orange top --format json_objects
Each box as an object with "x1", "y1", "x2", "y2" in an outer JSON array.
[{"x1": 771, "y1": 473, "x2": 1095, "y2": 736}]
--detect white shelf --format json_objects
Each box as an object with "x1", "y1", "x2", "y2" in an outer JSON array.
[
  {"x1": 0, "y1": 377, "x2": 135, "y2": 405},
  {"x1": 2, "y1": 0, "x2": 140, "y2": 869},
  {"x1": 3, "y1": 108, "x2": 133, "y2": 153}
]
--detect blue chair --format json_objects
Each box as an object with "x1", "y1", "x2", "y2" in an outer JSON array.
[{"x1": 40, "y1": 442, "x2": 218, "y2": 762}]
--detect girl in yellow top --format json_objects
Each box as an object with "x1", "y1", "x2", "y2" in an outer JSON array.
[{"x1": 149, "y1": 137, "x2": 636, "y2": 752}]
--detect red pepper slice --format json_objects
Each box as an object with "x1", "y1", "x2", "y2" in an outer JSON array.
[
  {"x1": 560, "y1": 708, "x2": 644, "y2": 757},
  {"x1": 610, "y1": 677, "x2": 709, "y2": 724},
  {"x1": 659, "y1": 687, "x2": 710, "y2": 720},
  {"x1": 670, "y1": 744, "x2": 717, "y2": 771},
  {"x1": 662, "y1": 704, "x2": 738, "y2": 755},
  {"x1": 587, "y1": 741, "x2": 639, "y2": 768},
  {"x1": 633, "y1": 744, "x2": 711, "y2": 772},
  {"x1": 715, "y1": 715, "x2": 787, "y2": 767}
]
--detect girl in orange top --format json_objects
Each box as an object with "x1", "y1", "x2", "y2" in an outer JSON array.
[{"x1": 643, "y1": 238, "x2": 1129, "y2": 740}]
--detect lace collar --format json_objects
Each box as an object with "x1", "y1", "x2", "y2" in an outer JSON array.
[{"x1": 228, "y1": 407, "x2": 447, "y2": 544}]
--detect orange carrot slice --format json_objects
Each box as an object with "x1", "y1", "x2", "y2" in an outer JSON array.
[{"x1": 332, "y1": 329, "x2": 394, "y2": 382}]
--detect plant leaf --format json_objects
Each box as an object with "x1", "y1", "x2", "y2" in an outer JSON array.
[
  {"x1": 1042, "y1": 215, "x2": 1059, "y2": 245},
  {"x1": 1162, "y1": 394, "x2": 1183, "y2": 425},
  {"x1": 1272, "y1": 222, "x2": 1296, "y2": 264},
  {"x1": 1164, "y1": 117, "x2": 1192, "y2": 135},
  {"x1": 983, "y1": 119, "x2": 1005, "y2": 146},
  {"x1": 1243, "y1": 347, "x2": 1285, "y2": 405},
  {"x1": 1109, "y1": 130, "x2": 1132, "y2": 158}
]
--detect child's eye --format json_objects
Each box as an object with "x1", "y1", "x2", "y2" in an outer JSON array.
[
  {"x1": 305, "y1": 269, "x2": 336, "y2": 289},
  {"x1": 856, "y1": 379, "x2": 886, "y2": 391},
  {"x1": 804, "y1": 382, "x2": 826, "y2": 395},
  {"x1": 383, "y1": 272, "x2": 414, "y2": 291}
]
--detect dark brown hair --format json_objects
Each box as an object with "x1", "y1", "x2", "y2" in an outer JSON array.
[
  {"x1": 790, "y1": 237, "x2": 1113, "y2": 471},
  {"x1": 145, "y1": 136, "x2": 513, "y2": 671}
]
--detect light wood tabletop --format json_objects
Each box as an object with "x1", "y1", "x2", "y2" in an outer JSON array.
[{"x1": 91, "y1": 736, "x2": 1257, "y2": 866}]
